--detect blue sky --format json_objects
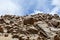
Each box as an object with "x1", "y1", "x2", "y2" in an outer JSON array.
[{"x1": 0, "y1": 0, "x2": 60, "y2": 16}]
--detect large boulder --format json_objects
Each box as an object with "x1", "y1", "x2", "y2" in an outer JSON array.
[{"x1": 23, "y1": 17, "x2": 37, "y2": 25}]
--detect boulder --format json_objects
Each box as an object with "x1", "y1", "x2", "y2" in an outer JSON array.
[{"x1": 23, "y1": 18, "x2": 37, "y2": 25}]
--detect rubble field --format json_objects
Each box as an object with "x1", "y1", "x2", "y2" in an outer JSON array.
[{"x1": 0, "y1": 13, "x2": 60, "y2": 40}]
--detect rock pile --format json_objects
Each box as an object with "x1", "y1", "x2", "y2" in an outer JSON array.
[{"x1": 0, "y1": 13, "x2": 60, "y2": 40}]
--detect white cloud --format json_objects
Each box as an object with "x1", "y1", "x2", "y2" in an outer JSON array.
[
  {"x1": 50, "y1": 7, "x2": 59, "y2": 15},
  {"x1": 30, "y1": 10, "x2": 43, "y2": 15},
  {"x1": 0, "y1": 0, "x2": 60, "y2": 16},
  {"x1": 52, "y1": 0, "x2": 60, "y2": 6},
  {"x1": 50, "y1": 0, "x2": 60, "y2": 15},
  {"x1": 0, "y1": 0, "x2": 23, "y2": 16}
]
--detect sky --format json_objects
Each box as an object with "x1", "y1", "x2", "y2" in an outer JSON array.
[{"x1": 0, "y1": 0, "x2": 60, "y2": 16}]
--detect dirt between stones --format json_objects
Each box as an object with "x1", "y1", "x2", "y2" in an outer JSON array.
[{"x1": 0, "y1": 13, "x2": 60, "y2": 40}]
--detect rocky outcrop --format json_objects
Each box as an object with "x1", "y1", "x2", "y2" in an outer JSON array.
[{"x1": 0, "y1": 13, "x2": 60, "y2": 40}]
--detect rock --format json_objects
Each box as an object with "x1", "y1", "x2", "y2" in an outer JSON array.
[
  {"x1": 34, "y1": 24, "x2": 49, "y2": 38},
  {"x1": 0, "y1": 13, "x2": 60, "y2": 40},
  {"x1": 10, "y1": 20, "x2": 14, "y2": 24},
  {"x1": 57, "y1": 25, "x2": 60, "y2": 28},
  {"x1": 47, "y1": 15, "x2": 52, "y2": 20},
  {"x1": 0, "y1": 18, "x2": 5, "y2": 24},
  {"x1": 54, "y1": 14, "x2": 59, "y2": 18},
  {"x1": 12, "y1": 35, "x2": 19, "y2": 38},
  {"x1": 37, "y1": 37, "x2": 41, "y2": 40},
  {"x1": 27, "y1": 28, "x2": 38, "y2": 34},
  {"x1": 0, "y1": 27, "x2": 4, "y2": 33},
  {"x1": 26, "y1": 37, "x2": 30, "y2": 40},
  {"x1": 51, "y1": 21, "x2": 59, "y2": 27},
  {"x1": 5, "y1": 25, "x2": 12, "y2": 30},
  {"x1": 7, "y1": 28, "x2": 13, "y2": 33},
  {"x1": 4, "y1": 33, "x2": 8, "y2": 37},
  {"x1": 23, "y1": 18, "x2": 37, "y2": 25},
  {"x1": 54, "y1": 35, "x2": 60, "y2": 40},
  {"x1": 4, "y1": 19, "x2": 10, "y2": 24},
  {"x1": 19, "y1": 37, "x2": 24, "y2": 40}
]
